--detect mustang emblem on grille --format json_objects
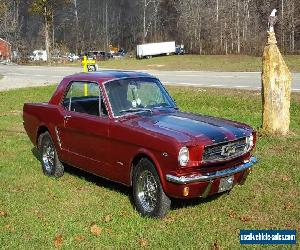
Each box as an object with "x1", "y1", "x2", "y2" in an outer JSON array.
[{"x1": 221, "y1": 144, "x2": 236, "y2": 157}]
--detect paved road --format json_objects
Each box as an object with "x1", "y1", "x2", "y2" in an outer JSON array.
[{"x1": 0, "y1": 64, "x2": 299, "y2": 91}]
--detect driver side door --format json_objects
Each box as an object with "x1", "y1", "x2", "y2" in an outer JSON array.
[{"x1": 59, "y1": 81, "x2": 111, "y2": 176}]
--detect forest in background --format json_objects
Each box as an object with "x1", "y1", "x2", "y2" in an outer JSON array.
[{"x1": 0, "y1": 0, "x2": 299, "y2": 57}]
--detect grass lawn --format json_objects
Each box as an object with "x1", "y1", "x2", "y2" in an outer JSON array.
[
  {"x1": 43, "y1": 54, "x2": 300, "y2": 72},
  {"x1": 0, "y1": 86, "x2": 299, "y2": 248}
]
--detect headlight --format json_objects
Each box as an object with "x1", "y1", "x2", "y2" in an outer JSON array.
[
  {"x1": 178, "y1": 147, "x2": 189, "y2": 166},
  {"x1": 246, "y1": 134, "x2": 254, "y2": 150}
]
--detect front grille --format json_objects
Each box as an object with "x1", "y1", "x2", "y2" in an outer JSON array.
[{"x1": 202, "y1": 137, "x2": 248, "y2": 163}]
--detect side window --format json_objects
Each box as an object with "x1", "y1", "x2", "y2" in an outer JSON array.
[{"x1": 63, "y1": 82, "x2": 108, "y2": 117}]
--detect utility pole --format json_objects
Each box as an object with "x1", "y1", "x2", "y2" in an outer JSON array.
[
  {"x1": 44, "y1": 4, "x2": 50, "y2": 62},
  {"x1": 73, "y1": 0, "x2": 79, "y2": 54},
  {"x1": 216, "y1": 0, "x2": 219, "y2": 22},
  {"x1": 143, "y1": 0, "x2": 146, "y2": 43},
  {"x1": 106, "y1": 0, "x2": 108, "y2": 51}
]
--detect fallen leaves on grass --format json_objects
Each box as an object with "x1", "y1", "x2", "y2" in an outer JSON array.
[
  {"x1": 283, "y1": 202, "x2": 294, "y2": 210},
  {"x1": 90, "y1": 223, "x2": 102, "y2": 236},
  {"x1": 104, "y1": 215, "x2": 112, "y2": 223},
  {"x1": 0, "y1": 211, "x2": 7, "y2": 217},
  {"x1": 119, "y1": 211, "x2": 128, "y2": 217},
  {"x1": 4, "y1": 224, "x2": 14, "y2": 232},
  {"x1": 139, "y1": 238, "x2": 149, "y2": 247},
  {"x1": 228, "y1": 210, "x2": 236, "y2": 219},
  {"x1": 33, "y1": 209, "x2": 46, "y2": 221},
  {"x1": 239, "y1": 215, "x2": 253, "y2": 222},
  {"x1": 75, "y1": 235, "x2": 85, "y2": 242},
  {"x1": 212, "y1": 241, "x2": 222, "y2": 250},
  {"x1": 281, "y1": 175, "x2": 291, "y2": 182},
  {"x1": 162, "y1": 216, "x2": 175, "y2": 223},
  {"x1": 54, "y1": 234, "x2": 63, "y2": 248}
]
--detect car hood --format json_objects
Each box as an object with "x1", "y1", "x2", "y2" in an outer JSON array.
[{"x1": 123, "y1": 111, "x2": 253, "y2": 145}]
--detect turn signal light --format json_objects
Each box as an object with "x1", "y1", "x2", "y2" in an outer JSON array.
[{"x1": 183, "y1": 187, "x2": 189, "y2": 197}]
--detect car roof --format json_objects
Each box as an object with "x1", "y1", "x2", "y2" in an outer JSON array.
[{"x1": 63, "y1": 70, "x2": 155, "y2": 85}]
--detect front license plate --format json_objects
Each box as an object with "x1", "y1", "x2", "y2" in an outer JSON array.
[{"x1": 218, "y1": 176, "x2": 234, "y2": 193}]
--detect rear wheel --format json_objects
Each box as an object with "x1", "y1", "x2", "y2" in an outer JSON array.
[
  {"x1": 38, "y1": 131, "x2": 64, "y2": 177},
  {"x1": 132, "y1": 158, "x2": 171, "y2": 218}
]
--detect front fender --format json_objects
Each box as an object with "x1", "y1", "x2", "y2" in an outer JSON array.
[{"x1": 129, "y1": 147, "x2": 173, "y2": 193}]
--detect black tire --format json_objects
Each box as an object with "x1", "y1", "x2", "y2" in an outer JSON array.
[
  {"x1": 132, "y1": 158, "x2": 171, "y2": 218},
  {"x1": 38, "y1": 131, "x2": 64, "y2": 177},
  {"x1": 87, "y1": 64, "x2": 96, "y2": 72}
]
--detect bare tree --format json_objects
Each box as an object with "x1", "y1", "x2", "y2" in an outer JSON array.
[
  {"x1": 1, "y1": 0, "x2": 299, "y2": 57},
  {"x1": 141, "y1": 0, "x2": 161, "y2": 42}
]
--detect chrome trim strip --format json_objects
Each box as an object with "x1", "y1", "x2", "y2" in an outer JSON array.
[
  {"x1": 54, "y1": 126, "x2": 62, "y2": 149},
  {"x1": 166, "y1": 156, "x2": 257, "y2": 184},
  {"x1": 203, "y1": 136, "x2": 248, "y2": 147}
]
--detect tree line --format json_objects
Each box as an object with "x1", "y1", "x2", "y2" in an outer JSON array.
[{"x1": 0, "y1": 0, "x2": 299, "y2": 58}]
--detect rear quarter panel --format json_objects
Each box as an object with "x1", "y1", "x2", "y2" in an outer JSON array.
[{"x1": 23, "y1": 103, "x2": 63, "y2": 154}]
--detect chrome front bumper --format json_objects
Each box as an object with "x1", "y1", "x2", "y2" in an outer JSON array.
[{"x1": 166, "y1": 156, "x2": 257, "y2": 184}]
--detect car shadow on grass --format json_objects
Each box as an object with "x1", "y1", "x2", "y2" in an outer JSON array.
[
  {"x1": 171, "y1": 193, "x2": 225, "y2": 210},
  {"x1": 31, "y1": 147, "x2": 132, "y2": 198},
  {"x1": 32, "y1": 147, "x2": 224, "y2": 212}
]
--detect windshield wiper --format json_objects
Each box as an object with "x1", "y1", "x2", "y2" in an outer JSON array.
[
  {"x1": 153, "y1": 105, "x2": 178, "y2": 110},
  {"x1": 119, "y1": 108, "x2": 152, "y2": 114}
]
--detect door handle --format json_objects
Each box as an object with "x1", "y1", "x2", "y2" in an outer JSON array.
[{"x1": 64, "y1": 115, "x2": 72, "y2": 120}]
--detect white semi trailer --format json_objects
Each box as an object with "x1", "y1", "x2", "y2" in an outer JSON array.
[{"x1": 136, "y1": 41, "x2": 176, "y2": 59}]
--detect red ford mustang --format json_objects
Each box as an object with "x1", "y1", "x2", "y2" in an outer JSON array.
[{"x1": 23, "y1": 70, "x2": 257, "y2": 218}]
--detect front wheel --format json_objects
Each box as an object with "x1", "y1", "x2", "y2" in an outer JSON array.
[{"x1": 132, "y1": 158, "x2": 171, "y2": 218}]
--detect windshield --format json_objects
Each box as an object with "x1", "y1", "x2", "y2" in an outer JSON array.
[{"x1": 105, "y1": 78, "x2": 176, "y2": 117}]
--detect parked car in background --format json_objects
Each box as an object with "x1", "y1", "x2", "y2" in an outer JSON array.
[
  {"x1": 105, "y1": 52, "x2": 114, "y2": 59},
  {"x1": 68, "y1": 53, "x2": 80, "y2": 62},
  {"x1": 175, "y1": 44, "x2": 185, "y2": 55},
  {"x1": 87, "y1": 51, "x2": 99, "y2": 60},
  {"x1": 23, "y1": 70, "x2": 257, "y2": 218},
  {"x1": 30, "y1": 50, "x2": 47, "y2": 62},
  {"x1": 116, "y1": 48, "x2": 126, "y2": 56},
  {"x1": 87, "y1": 51, "x2": 113, "y2": 61}
]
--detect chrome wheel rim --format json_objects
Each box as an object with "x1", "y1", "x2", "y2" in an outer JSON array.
[
  {"x1": 137, "y1": 170, "x2": 158, "y2": 213},
  {"x1": 42, "y1": 140, "x2": 55, "y2": 173}
]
